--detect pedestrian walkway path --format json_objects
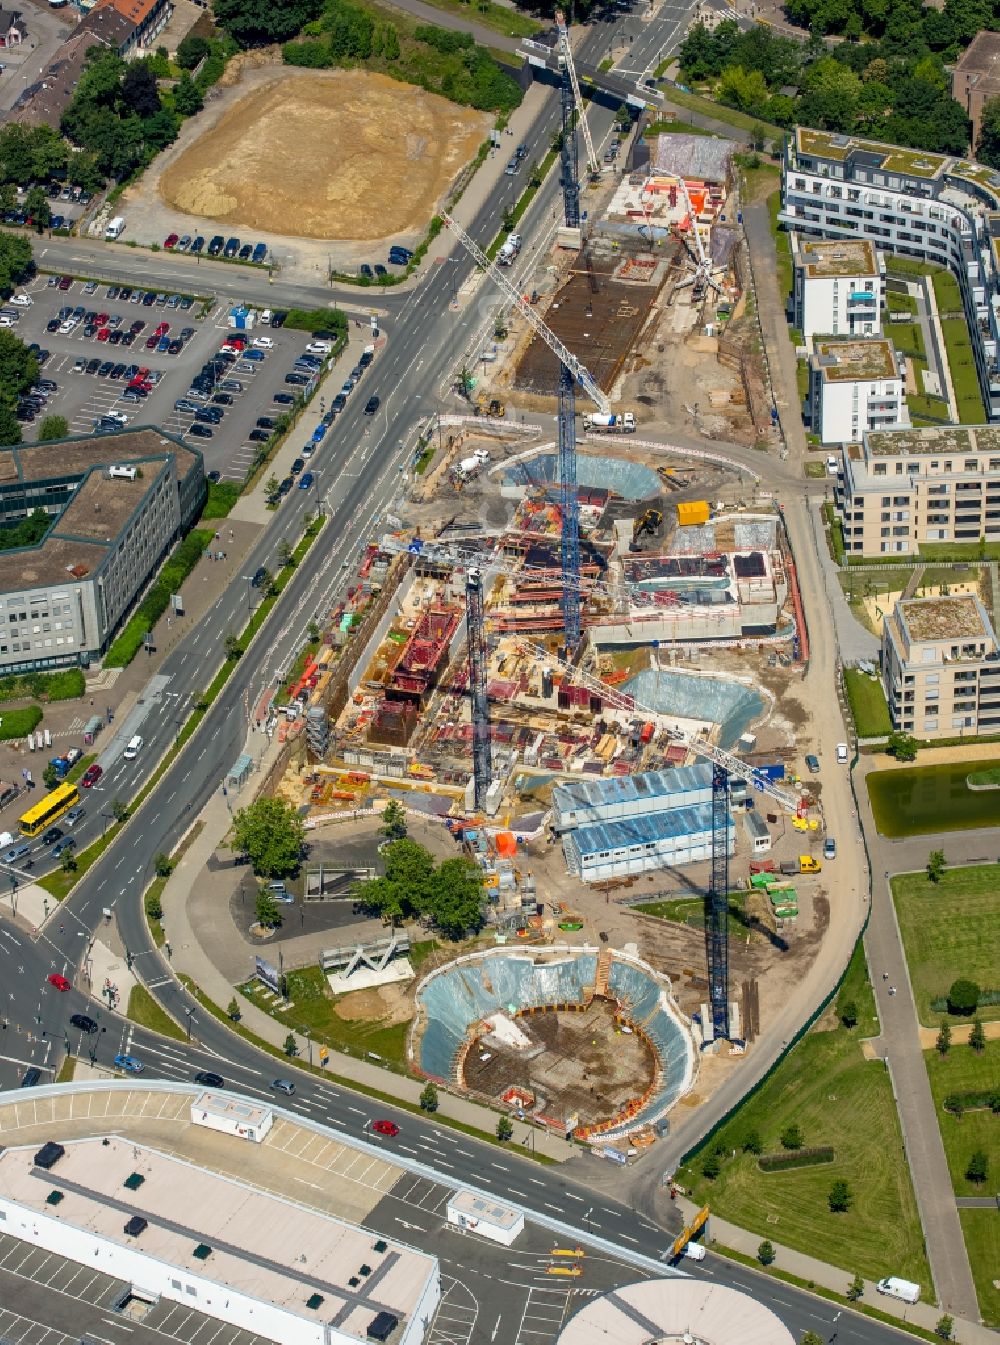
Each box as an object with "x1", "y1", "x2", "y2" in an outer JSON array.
[{"x1": 677, "y1": 1196, "x2": 995, "y2": 1343}]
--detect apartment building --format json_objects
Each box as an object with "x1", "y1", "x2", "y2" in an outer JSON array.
[
  {"x1": 790, "y1": 236, "x2": 883, "y2": 339},
  {"x1": 881, "y1": 593, "x2": 1000, "y2": 738},
  {"x1": 808, "y1": 338, "x2": 906, "y2": 444},
  {"x1": 836, "y1": 423, "x2": 1000, "y2": 555},
  {"x1": 779, "y1": 126, "x2": 1000, "y2": 421},
  {"x1": 0, "y1": 428, "x2": 204, "y2": 676}
]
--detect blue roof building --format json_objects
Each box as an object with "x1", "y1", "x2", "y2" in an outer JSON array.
[{"x1": 562, "y1": 802, "x2": 734, "y2": 883}]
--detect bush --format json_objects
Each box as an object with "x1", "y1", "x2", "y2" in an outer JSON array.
[
  {"x1": 104, "y1": 528, "x2": 213, "y2": 666},
  {"x1": 283, "y1": 38, "x2": 333, "y2": 66},
  {"x1": 280, "y1": 307, "x2": 348, "y2": 334},
  {"x1": 0, "y1": 705, "x2": 42, "y2": 740},
  {"x1": 756, "y1": 1239, "x2": 775, "y2": 1265},
  {"x1": 828, "y1": 1179, "x2": 852, "y2": 1212},
  {"x1": 0, "y1": 667, "x2": 84, "y2": 703},
  {"x1": 701, "y1": 1150, "x2": 722, "y2": 1179},
  {"x1": 144, "y1": 889, "x2": 163, "y2": 921},
  {"x1": 740, "y1": 1128, "x2": 763, "y2": 1154},
  {"x1": 947, "y1": 978, "x2": 980, "y2": 1016},
  {"x1": 780, "y1": 1122, "x2": 803, "y2": 1150},
  {"x1": 838, "y1": 998, "x2": 858, "y2": 1028},
  {"x1": 758, "y1": 1146, "x2": 835, "y2": 1172},
  {"x1": 419, "y1": 1081, "x2": 439, "y2": 1112},
  {"x1": 496, "y1": 1115, "x2": 513, "y2": 1142},
  {"x1": 176, "y1": 33, "x2": 210, "y2": 68}
]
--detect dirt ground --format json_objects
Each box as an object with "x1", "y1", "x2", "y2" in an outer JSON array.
[
  {"x1": 159, "y1": 69, "x2": 489, "y2": 241},
  {"x1": 334, "y1": 982, "x2": 413, "y2": 1026}
]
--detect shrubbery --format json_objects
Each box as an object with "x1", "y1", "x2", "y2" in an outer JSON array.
[
  {"x1": 758, "y1": 1146, "x2": 835, "y2": 1172},
  {"x1": 0, "y1": 668, "x2": 84, "y2": 703},
  {"x1": 0, "y1": 705, "x2": 42, "y2": 739},
  {"x1": 104, "y1": 528, "x2": 212, "y2": 667}
]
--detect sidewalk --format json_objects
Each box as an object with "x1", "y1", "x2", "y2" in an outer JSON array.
[
  {"x1": 154, "y1": 722, "x2": 574, "y2": 1163},
  {"x1": 678, "y1": 1196, "x2": 995, "y2": 1344}
]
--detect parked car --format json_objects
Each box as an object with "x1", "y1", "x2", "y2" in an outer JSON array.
[
  {"x1": 805, "y1": 754, "x2": 819, "y2": 774},
  {"x1": 188, "y1": 424, "x2": 214, "y2": 439},
  {"x1": 208, "y1": 236, "x2": 224, "y2": 256},
  {"x1": 299, "y1": 471, "x2": 314, "y2": 490},
  {"x1": 164, "y1": 232, "x2": 179, "y2": 249},
  {"x1": 223, "y1": 237, "x2": 240, "y2": 258},
  {"x1": 190, "y1": 236, "x2": 205, "y2": 254}
]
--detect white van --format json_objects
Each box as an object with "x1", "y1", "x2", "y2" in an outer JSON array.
[
  {"x1": 876, "y1": 1277, "x2": 920, "y2": 1305},
  {"x1": 123, "y1": 734, "x2": 143, "y2": 761},
  {"x1": 836, "y1": 742, "x2": 849, "y2": 764},
  {"x1": 682, "y1": 1241, "x2": 706, "y2": 1261},
  {"x1": 105, "y1": 216, "x2": 126, "y2": 240}
]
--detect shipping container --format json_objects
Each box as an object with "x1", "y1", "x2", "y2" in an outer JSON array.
[{"x1": 677, "y1": 499, "x2": 710, "y2": 527}]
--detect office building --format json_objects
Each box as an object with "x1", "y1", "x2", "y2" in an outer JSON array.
[
  {"x1": 836, "y1": 423, "x2": 1000, "y2": 555},
  {"x1": 808, "y1": 338, "x2": 906, "y2": 444},
  {"x1": 952, "y1": 31, "x2": 1000, "y2": 151},
  {"x1": 0, "y1": 428, "x2": 204, "y2": 676},
  {"x1": 881, "y1": 594, "x2": 1000, "y2": 738},
  {"x1": 790, "y1": 236, "x2": 883, "y2": 340}
]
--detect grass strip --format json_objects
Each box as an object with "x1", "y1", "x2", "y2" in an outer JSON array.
[
  {"x1": 178, "y1": 974, "x2": 555, "y2": 1162},
  {"x1": 843, "y1": 668, "x2": 892, "y2": 737},
  {"x1": 127, "y1": 983, "x2": 186, "y2": 1042},
  {"x1": 55, "y1": 1056, "x2": 76, "y2": 1083}
]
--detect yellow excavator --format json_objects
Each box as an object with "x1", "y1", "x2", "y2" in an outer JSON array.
[{"x1": 629, "y1": 508, "x2": 663, "y2": 551}]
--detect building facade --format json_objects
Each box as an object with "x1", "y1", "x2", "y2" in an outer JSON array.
[
  {"x1": 835, "y1": 423, "x2": 1000, "y2": 555},
  {"x1": 780, "y1": 126, "x2": 1000, "y2": 422},
  {"x1": 952, "y1": 31, "x2": 1000, "y2": 152},
  {"x1": 808, "y1": 338, "x2": 906, "y2": 444},
  {"x1": 562, "y1": 802, "x2": 735, "y2": 883},
  {"x1": 790, "y1": 235, "x2": 883, "y2": 340},
  {"x1": 881, "y1": 594, "x2": 1000, "y2": 738},
  {"x1": 0, "y1": 429, "x2": 203, "y2": 676}
]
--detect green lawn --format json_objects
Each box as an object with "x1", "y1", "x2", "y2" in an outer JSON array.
[
  {"x1": 886, "y1": 291, "x2": 917, "y2": 316},
  {"x1": 635, "y1": 893, "x2": 746, "y2": 936},
  {"x1": 126, "y1": 984, "x2": 185, "y2": 1041},
  {"x1": 645, "y1": 118, "x2": 712, "y2": 137},
  {"x1": 892, "y1": 865, "x2": 1000, "y2": 1024},
  {"x1": 403, "y1": 0, "x2": 542, "y2": 37},
  {"x1": 241, "y1": 965, "x2": 412, "y2": 1070},
  {"x1": 868, "y1": 762, "x2": 1000, "y2": 839},
  {"x1": 677, "y1": 945, "x2": 931, "y2": 1293},
  {"x1": 924, "y1": 1040, "x2": 999, "y2": 1194},
  {"x1": 939, "y1": 317, "x2": 987, "y2": 423},
  {"x1": 931, "y1": 269, "x2": 963, "y2": 317},
  {"x1": 960, "y1": 1209, "x2": 1000, "y2": 1327},
  {"x1": 768, "y1": 189, "x2": 791, "y2": 306},
  {"x1": 843, "y1": 668, "x2": 891, "y2": 737},
  {"x1": 968, "y1": 767, "x2": 1000, "y2": 786},
  {"x1": 891, "y1": 320, "x2": 925, "y2": 359},
  {"x1": 660, "y1": 85, "x2": 782, "y2": 138}
]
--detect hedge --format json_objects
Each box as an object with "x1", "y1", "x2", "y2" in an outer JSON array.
[
  {"x1": 758, "y1": 1145, "x2": 835, "y2": 1172},
  {"x1": 0, "y1": 705, "x2": 42, "y2": 740},
  {"x1": 104, "y1": 528, "x2": 213, "y2": 667},
  {"x1": 0, "y1": 668, "x2": 85, "y2": 703},
  {"x1": 943, "y1": 1090, "x2": 1000, "y2": 1114},
  {"x1": 931, "y1": 987, "x2": 1000, "y2": 1012},
  {"x1": 281, "y1": 308, "x2": 348, "y2": 334}
]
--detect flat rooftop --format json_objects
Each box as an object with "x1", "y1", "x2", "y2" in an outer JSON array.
[
  {"x1": 795, "y1": 127, "x2": 947, "y2": 179},
  {"x1": 864, "y1": 423, "x2": 1000, "y2": 456},
  {"x1": 554, "y1": 764, "x2": 712, "y2": 814},
  {"x1": 792, "y1": 237, "x2": 878, "y2": 278},
  {"x1": 2, "y1": 428, "x2": 200, "y2": 487},
  {"x1": 567, "y1": 801, "x2": 731, "y2": 859},
  {"x1": 900, "y1": 595, "x2": 990, "y2": 643},
  {"x1": 813, "y1": 338, "x2": 896, "y2": 381},
  {"x1": 0, "y1": 1136, "x2": 435, "y2": 1341},
  {"x1": 195, "y1": 1090, "x2": 272, "y2": 1131},
  {"x1": 447, "y1": 1189, "x2": 522, "y2": 1232}
]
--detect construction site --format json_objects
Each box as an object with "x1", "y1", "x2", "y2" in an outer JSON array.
[{"x1": 241, "y1": 48, "x2": 831, "y2": 1148}]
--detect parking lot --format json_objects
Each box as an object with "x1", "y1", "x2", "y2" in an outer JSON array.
[{"x1": 7, "y1": 275, "x2": 341, "y2": 482}]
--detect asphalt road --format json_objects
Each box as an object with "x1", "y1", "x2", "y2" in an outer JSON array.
[{"x1": 0, "y1": 14, "x2": 936, "y2": 1345}]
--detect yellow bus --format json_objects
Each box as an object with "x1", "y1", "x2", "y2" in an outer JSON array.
[{"x1": 19, "y1": 781, "x2": 80, "y2": 838}]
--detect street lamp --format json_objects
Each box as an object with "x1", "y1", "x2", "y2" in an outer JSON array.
[
  {"x1": 184, "y1": 1006, "x2": 196, "y2": 1041},
  {"x1": 243, "y1": 575, "x2": 255, "y2": 613}
]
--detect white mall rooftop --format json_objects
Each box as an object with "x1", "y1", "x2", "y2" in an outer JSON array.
[{"x1": 556, "y1": 1278, "x2": 795, "y2": 1345}]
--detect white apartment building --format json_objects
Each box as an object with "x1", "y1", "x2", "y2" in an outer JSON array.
[
  {"x1": 790, "y1": 235, "x2": 883, "y2": 340},
  {"x1": 881, "y1": 594, "x2": 1000, "y2": 738},
  {"x1": 836, "y1": 423, "x2": 1000, "y2": 555},
  {"x1": 808, "y1": 338, "x2": 907, "y2": 444},
  {"x1": 780, "y1": 126, "x2": 1000, "y2": 421}
]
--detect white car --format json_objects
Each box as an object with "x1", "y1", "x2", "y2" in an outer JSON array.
[
  {"x1": 826, "y1": 455, "x2": 839, "y2": 475},
  {"x1": 0, "y1": 314, "x2": 17, "y2": 327},
  {"x1": 306, "y1": 341, "x2": 333, "y2": 356},
  {"x1": 59, "y1": 319, "x2": 76, "y2": 334},
  {"x1": 258, "y1": 309, "x2": 272, "y2": 325},
  {"x1": 836, "y1": 742, "x2": 848, "y2": 764},
  {"x1": 252, "y1": 336, "x2": 273, "y2": 350},
  {"x1": 10, "y1": 293, "x2": 33, "y2": 307},
  {"x1": 123, "y1": 734, "x2": 143, "y2": 761}
]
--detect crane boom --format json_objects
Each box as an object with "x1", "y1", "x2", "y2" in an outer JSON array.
[
  {"x1": 442, "y1": 213, "x2": 612, "y2": 415},
  {"x1": 555, "y1": 9, "x2": 599, "y2": 178}
]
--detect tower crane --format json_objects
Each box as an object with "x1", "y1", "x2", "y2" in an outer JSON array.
[
  {"x1": 517, "y1": 639, "x2": 803, "y2": 1044},
  {"x1": 555, "y1": 9, "x2": 600, "y2": 182},
  {"x1": 673, "y1": 177, "x2": 723, "y2": 298},
  {"x1": 466, "y1": 568, "x2": 492, "y2": 810}
]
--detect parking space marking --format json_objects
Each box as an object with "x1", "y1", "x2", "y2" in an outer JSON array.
[{"x1": 427, "y1": 1275, "x2": 478, "y2": 1345}]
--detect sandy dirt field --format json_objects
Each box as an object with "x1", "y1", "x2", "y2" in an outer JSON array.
[{"x1": 159, "y1": 69, "x2": 489, "y2": 241}]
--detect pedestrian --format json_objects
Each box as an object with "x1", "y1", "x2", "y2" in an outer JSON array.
[
  {"x1": 889, "y1": 986, "x2": 896, "y2": 996},
  {"x1": 882, "y1": 971, "x2": 888, "y2": 981},
  {"x1": 59, "y1": 923, "x2": 64, "y2": 934}
]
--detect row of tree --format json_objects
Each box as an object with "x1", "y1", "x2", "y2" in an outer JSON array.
[
  {"x1": 0, "y1": 328, "x2": 40, "y2": 446},
  {"x1": 783, "y1": 0, "x2": 998, "y2": 45},
  {"x1": 354, "y1": 837, "x2": 485, "y2": 940},
  {"x1": 679, "y1": 19, "x2": 972, "y2": 156}
]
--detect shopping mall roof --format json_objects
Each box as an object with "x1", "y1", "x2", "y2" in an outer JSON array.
[
  {"x1": 0, "y1": 1136, "x2": 435, "y2": 1341},
  {"x1": 567, "y1": 800, "x2": 728, "y2": 858},
  {"x1": 553, "y1": 764, "x2": 713, "y2": 816},
  {"x1": 556, "y1": 1279, "x2": 795, "y2": 1345}
]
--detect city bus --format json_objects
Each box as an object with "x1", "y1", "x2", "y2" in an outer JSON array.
[{"x1": 19, "y1": 781, "x2": 80, "y2": 838}]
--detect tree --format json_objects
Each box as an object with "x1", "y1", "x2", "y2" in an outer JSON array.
[
  {"x1": 154, "y1": 852, "x2": 174, "y2": 878},
  {"x1": 428, "y1": 855, "x2": 484, "y2": 939},
  {"x1": 277, "y1": 538, "x2": 295, "y2": 568},
  {"x1": 846, "y1": 1272, "x2": 865, "y2": 1300},
  {"x1": 234, "y1": 797, "x2": 306, "y2": 878},
  {"x1": 800, "y1": 1334, "x2": 825, "y2": 1345},
  {"x1": 936, "y1": 1020, "x2": 951, "y2": 1055},
  {"x1": 978, "y1": 95, "x2": 1000, "y2": 168},
  {"x1": 214, "y1": 0, "x2": 325, "y2": 46},
  {"x1": 173, "y1": 73, "x2": 204, "y2": 117},
  {"x1": 497, "y1": 1115, "x2": 514, "y2": 1141},
  {"x1": 227, "y1": 996, "x2": 242, "y2": 1021},
  {"x1": 935, "y1": 1316, "x2": 954, "y2": 1341},
  {"x1": 121, "y1": 63, "x2": 161, "y2": 118},
  {"x1": 887, "y1": 730, "x2": 918, "y2": 761},
  {"x1": 24, "y1": 185, "x2": 50, "y2": 231},
  {"x1": 947, "y1": 978, "x2": 979, "y2": 1015},
  {"x1": 757, "y1": 1239, "x2": 776, "y2": 1265},
  {"x1": 283, "y1": 1032, "x2": 298, "y2": 1056},
  {"x1": 224, "y1": 632, "x2": 243, "y2": 661},
  {"x1": 176, "y1": 33, "x2": 211, "y2": 68},
  {"x1": 741, "y1": 1128, "x2": 763, "y2": 1154},
  {"x1": 419, "y1": 1081, "x2": 439, "y2": 1112},
  {"x1": 42, "y1": 763, "x2": 58, "y2": 789},
  {"x1": 255, "y1": 887, "x2": 282, "y2": 928},
  {"x1": 780, "y1": 1122, "x2": 803, "y2": 1150},
  {"x1": 0, "y1": 330, "x2": 39, "y2": 407},
  {"x1": 265, "y1": 475, "x2": 280, "y2": 502},
  {"x1": 61, "y1": 848, "x2": 77, "y2": 873},
  {"x1": 927, "y1": 848, "x2": 947, "y2": 882},
  {"x1": 380, "y1": 799, "x2": 407, "y2": 843},
  {"x1": 145, "y1": 888, "x2": 162, "y2": 920},
  {"x1": 37, "y1": 414, "x2": 69, "y2": 442},
  {"x1": 111, "y1": 798, "x2": 129, "y2": 822},
  {"x1": 965, "y1": 1149, "x2": 988, "y2": 1185},
  {"x1": 969, "y1": 1017, "x2": 986, "y2": 1052},
  {"x1": 701, "y1": 1150, "x2": 722, "y2": 1179},
  {"x1": 829, "y1": 1179, "x2": 853, "y2": 1212},
  {"x1": 0, "y1": 233, "x2": 33, "y2": 297},
  {"x1": 944, "y1": 1092, "x2": 965, "y2": 1119},
  {"x1": 838, "y1": 999, "x2": 858, "y2": 1028},
  {"x1": 0, "y1": 405, "x2": 20, "y2": 447},
  {"x1": 307, "y1": 620, "x2": 321, "y2": 644}
]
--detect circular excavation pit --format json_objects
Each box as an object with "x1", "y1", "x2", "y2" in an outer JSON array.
[{"x1": 462, "y1": 998, "x2": 656, "y2": 1132}]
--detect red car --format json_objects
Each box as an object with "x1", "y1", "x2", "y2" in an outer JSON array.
[
  {"x1": 164, "y1": 233, "x2": 179, "y2": 249},
  {"x1": 371, "y1": 1120, "x2": 399, "y2": 1137},
  {"x1": 145, "y1": 335, "x2": 159, "y2": 349},
  {"x1": 95, "y1": 313, "x2": 109, "y2": 326},
  {"x1": 224, "y1": 336, "x2": 246, "y2": 351},
  {"x1": 96, "y1": 327, "x2": 110, "y2": 342},
  {"x1": 58, "y1": 275, "x2": 72, "y2": 291},
  {"x1": 155, "y1": 322, "x2": 170, "y2": 337},
  {"x1": 81, "y1": 763, "x2": 103, "y2": 788},
  {"x1": 47, "y1": 973, "x2": 71, "y2": 992}
]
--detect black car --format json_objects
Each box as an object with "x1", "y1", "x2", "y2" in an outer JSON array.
[
  {"x1": 285, "y1": 373, "x2": 309, "y2": 386},
  {"x1": 46, "y1": 317, "x2": 59, "y2": 333},
  {"x1": 188, "y1": 424, "x2": 213, "y2": 439},
  {"x1": 256, "y1": 416, "x2": 275, "y2": 430},
  {"x1": 70, "y1": 1013, "x2": 98, "y2": 1034},
  {"x1": 110, "y1": 363, "x2": 126, "y2": 380},
  {"x1": 273, "y1": 392, "x2": 295, "y2": 405},
  {"x1": 86, "y1": 358, "x2": 101, "y2": 374},
  {"x1": 194, "y1": 1071, "x2": 225, "y2": 1088},
  {"x1": 142, "y1": 291, "x2": 156, "y2": 306},
  {"x1": 20, "y1": 1068, "x2": 41, "y2": 1088},
  {"x1": 365, "y1": 395, "x2": 380, "y2": 415},
  {"x1": 238, "y1": 243, "x2": 252, "y2": 260},
  {"x1": 271, "y1": 311, "x2": 288, "y2": 329},
  {"x1": 97, "y1": 360, "x2": 114, "y2": 377},
  {"x1": 278, "y1": 476, "x2": 294, "y2": 496},
  {"x1": 212, "y1": 393, "x2": 234, "y2": 405},
  {"x1": 290, "y1": 457, "x2": 304, "y2": 475},
  {"x1": 248, "y1": 428, "x2": 269, "y2": 442},
  {"x1": 190, "y1": 236, "x2": 205, "y2": 254},
  {"x1": 207, "y1": 470, "x2": 221, "y2": 484},
  {"x1": 251, "y1": 566, "x2": 268, "y2": 587},
  {"x1": 332, "y1": 393, "x2": 347, "y2": 412},
  {"x1": 208, "y1": 236, "x2": 224, "y2": 256},
  {"x1": 41, "y1": 826, "x2": 64, "y2": 847},
  {"x1": 195, "y1": 407, "x2": 222, "y2": 424},
  {"x1": 360, "y1": 264, "x2": 374, "y2": 279}
]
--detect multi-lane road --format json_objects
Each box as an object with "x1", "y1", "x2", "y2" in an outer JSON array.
[{"x1": 0, "y1": 9, "x2": 924, "y2": 1344}]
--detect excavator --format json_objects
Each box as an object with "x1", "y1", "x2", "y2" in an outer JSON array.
[{"x1": 629, "y1": 507, "x2": 663, "y2": 551}]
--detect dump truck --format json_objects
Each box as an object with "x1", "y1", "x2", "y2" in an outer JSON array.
[
  {"x1": 583, "y1": 412, "x2": 635, "y2": 433},
  {"x1": 780, "y1": 856, "x2": 821, "y2": 875}
]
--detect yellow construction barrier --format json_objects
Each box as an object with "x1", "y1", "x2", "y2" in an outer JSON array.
[{"x1": 551, "y1": 1247, "x2": 585, "y2": 1258}]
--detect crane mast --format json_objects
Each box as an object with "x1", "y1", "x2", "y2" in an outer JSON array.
[{"x1": 555, "y1": 9, "x2": 599, "y2": 181}]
